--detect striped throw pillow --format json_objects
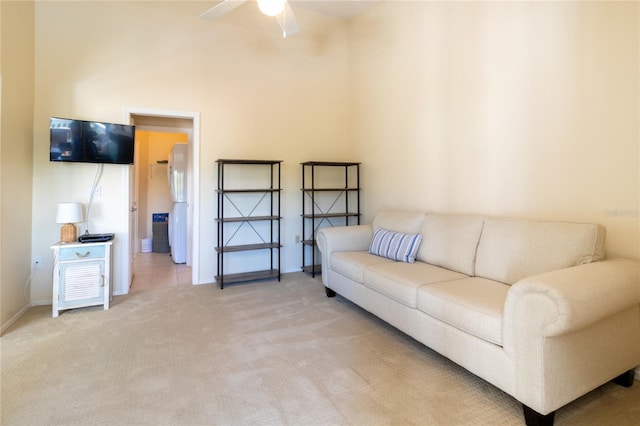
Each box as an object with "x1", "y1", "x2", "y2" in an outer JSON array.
[{"x1": 369, "y1": 228, "x2": 423, "y2": 263}]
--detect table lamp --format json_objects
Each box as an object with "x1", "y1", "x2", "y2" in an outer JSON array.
[{"x1": 56, "y1": 202, "x2": 84, "y2": 243}]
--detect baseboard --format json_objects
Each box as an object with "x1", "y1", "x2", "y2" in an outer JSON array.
[{"x1": 0, "y1": 302, "x2": 31, "y2": 336}]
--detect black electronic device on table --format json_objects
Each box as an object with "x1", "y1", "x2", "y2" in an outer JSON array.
[{"x1": 78, "y1": 233, "x2": 115, "y2": 243}]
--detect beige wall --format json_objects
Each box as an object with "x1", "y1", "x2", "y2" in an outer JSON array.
[
  {"x1": 29, "y1": 1, "x2": 350, "y2": 301},
  {"x1": 350, "y1": 1, "x2": 639, "y2": 260},
  {"x1": 5, "y1": 1, "x2": 638, "y2": 323},
  {"x1": 1, "y1": 0, "x2": 35, "y2": 330}
]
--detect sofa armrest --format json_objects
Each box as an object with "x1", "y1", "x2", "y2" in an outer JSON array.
[
  {"x1": 503, "y1": 258, "x2": 639, "y2": 413},
  {"x1": 317, "y1": 225, "x2": 373, "y2": 285},
  {"x1": 503, "y1": 258, "x2": 640, "y2": 354}
]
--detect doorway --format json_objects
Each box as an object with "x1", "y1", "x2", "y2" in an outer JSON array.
[{"x1": 122, "y1": 108, "x2": 200, "y2": 294}]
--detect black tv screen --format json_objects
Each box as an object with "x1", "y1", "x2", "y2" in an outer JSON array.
[{"x1": 50, "y1": 117, "x2": 135, "y2": 164}]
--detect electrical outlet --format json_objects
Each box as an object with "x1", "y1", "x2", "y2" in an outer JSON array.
[
  {"x1": 91, "y1": 185, "x2": 102, "y2": 197},
  {"x1": 34, "y1": 256, "x2": 43, "y2": 268}
]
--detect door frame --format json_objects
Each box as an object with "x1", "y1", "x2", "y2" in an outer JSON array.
[{"x1": 121, "y1": 107, "x2": 200, "y2": 293}]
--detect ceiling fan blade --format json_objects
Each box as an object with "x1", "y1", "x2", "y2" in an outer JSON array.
[
  {"x1": 275, "y1": 2, "x2": 299, "y2": 38},
  {"x1": 200, "y1": 0, "x2": 248, "y2": 20}
]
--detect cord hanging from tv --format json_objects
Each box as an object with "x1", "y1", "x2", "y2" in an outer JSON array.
[{"x1": 49, "y1": 117, "x2": 135, "y2": 165}]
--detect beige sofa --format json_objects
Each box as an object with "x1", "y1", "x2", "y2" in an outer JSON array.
[{"x1": 317, "y1": 210, "x2": 640, "y2": 426}]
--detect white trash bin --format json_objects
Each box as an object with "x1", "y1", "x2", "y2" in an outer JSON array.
[{"x1": 141, "y1": 237, "x2": 153, "y2": 253}]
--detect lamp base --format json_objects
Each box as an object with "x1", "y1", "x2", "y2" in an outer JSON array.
[{"x1": 61, "y1": 223, "x2": 77, "y2": 243}]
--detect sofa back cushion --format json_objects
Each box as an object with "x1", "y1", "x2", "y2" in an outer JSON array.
[
  {"x1": 416, "y1": 214, "x2": 485, "y2": 276},
  {"x1": 373, "y1": 210, "x2": 426, "y2": 235},
  {"x1": 475, "y1": 218, "x2": 606, "y2": 284}
]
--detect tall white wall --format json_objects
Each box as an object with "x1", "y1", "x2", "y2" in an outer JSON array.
[
  {"x1": 349, "y1": 1, "x2": 639, "y2": 260},
  {"x1": 1, "y1": 1, "x2": 35, "y2": 331},
  {"x1": 16, "y1": 0, "x2": 640, "y2": 313},
  {"x1": 29, "y1": 1, "x2": 350, "y2": 301}
]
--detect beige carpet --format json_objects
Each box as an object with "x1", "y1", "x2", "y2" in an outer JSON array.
[{"x1": 1, "y1": 272, "x2": 638, "y2": 425}]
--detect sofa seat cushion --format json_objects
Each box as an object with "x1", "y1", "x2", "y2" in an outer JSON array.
[
  {"x1": 417, "y1": 277, "x2": 509, "y2": 346},
  {"x1": 331, "y1": 251, "x2": 394, "y2": 284},
  {"x1": 363, "y1": 262, "x2": 468, "y2": 308}
]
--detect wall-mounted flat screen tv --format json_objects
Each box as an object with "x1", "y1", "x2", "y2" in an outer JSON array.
[{"x1": 50, "y1": 117, "x2": 135, "y2": 164}]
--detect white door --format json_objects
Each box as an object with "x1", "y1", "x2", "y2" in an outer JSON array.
[
  {"x1": 128, "y1": 160, "x2": 139, "y2": 288},
  {"x1": 123, "y1": 108, "x2": 200, "y2": 291}
]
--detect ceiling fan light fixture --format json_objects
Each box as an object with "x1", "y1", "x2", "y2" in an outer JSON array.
[{"x1": 257, "y1": 0, "x2": 286, "y2": 17}]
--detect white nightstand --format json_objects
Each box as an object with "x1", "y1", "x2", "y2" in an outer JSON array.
[{"x1": 51, "y1": 240, "x2": 113, "y2": 318}]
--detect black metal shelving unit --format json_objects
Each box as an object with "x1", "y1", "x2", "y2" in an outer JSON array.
[
  {"x1": 216, "y1": 159, "x2": 282, "y2": 288},
  {"x1": 301, "y1": 161, "x2": 361, "y2": 277}
]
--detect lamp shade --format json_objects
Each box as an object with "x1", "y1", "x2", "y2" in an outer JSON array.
[{"x1": 56, "y1": 202, "x2": 84, "y2": 224}]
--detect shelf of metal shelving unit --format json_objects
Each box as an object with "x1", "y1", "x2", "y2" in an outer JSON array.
[
  {"x1": 216, "y1": 159, "x2": 282, "y2": 288},
  {"x1": 301, "y1": 161, "x2": 361, "y2": 277}
]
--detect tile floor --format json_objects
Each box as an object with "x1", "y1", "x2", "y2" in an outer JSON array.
[{"x1": 131, "y1": 252, "x2": 192, "y2": 292}]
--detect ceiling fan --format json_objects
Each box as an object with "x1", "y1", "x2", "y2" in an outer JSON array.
[{"x1": 200, "y1": 0, "x2": 300, "y2": 38}]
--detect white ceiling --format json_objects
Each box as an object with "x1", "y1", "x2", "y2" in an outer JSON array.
[{"x1": 292, "y1": 0, "x2": 380, "y2": 20}]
